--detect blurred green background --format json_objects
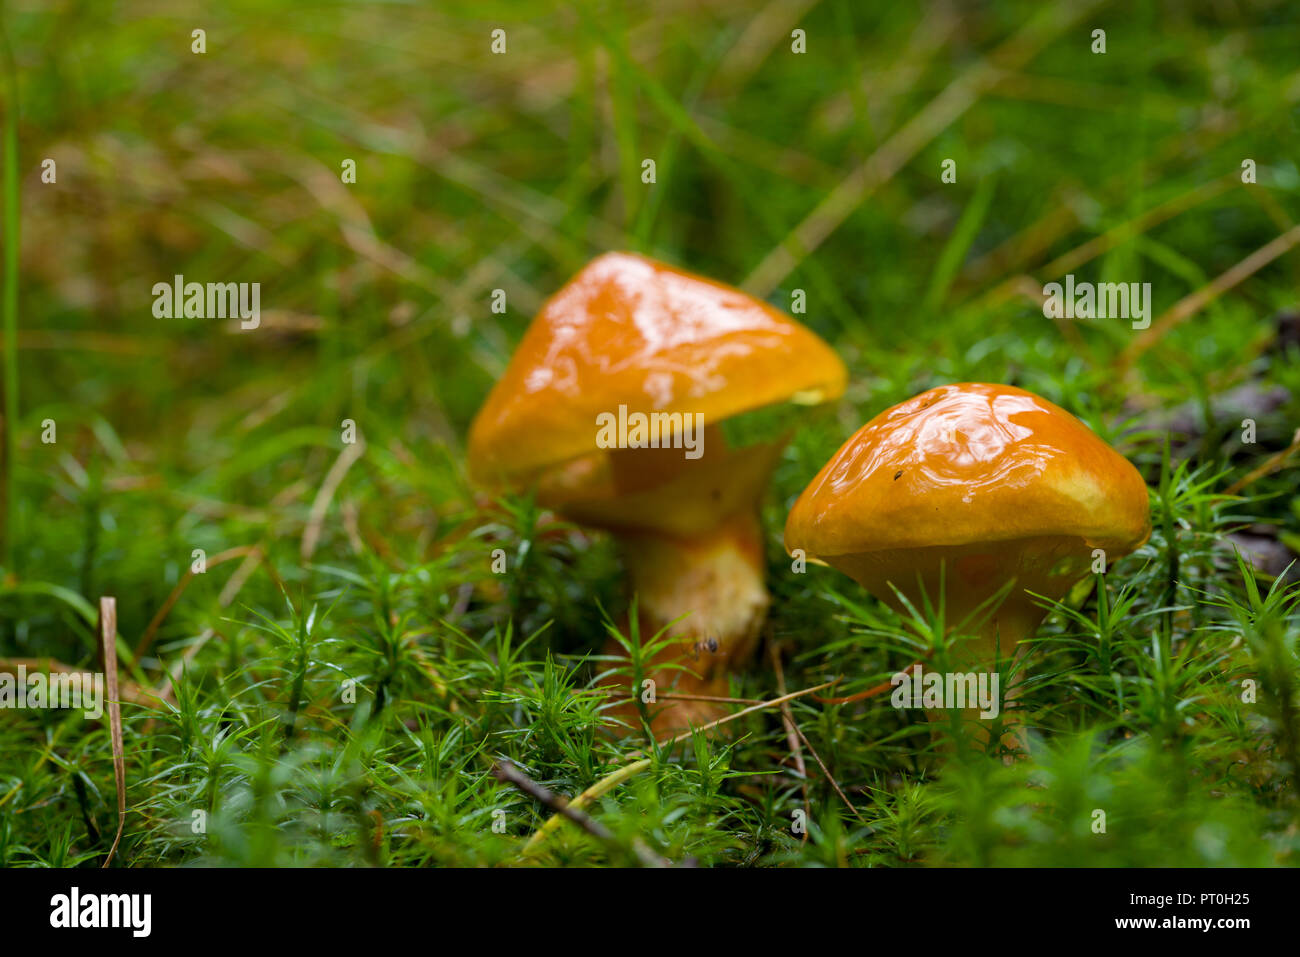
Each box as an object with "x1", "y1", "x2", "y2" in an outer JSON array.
[{"x1": 1, "y1": 0, "x2": 1299, "y2": 867}]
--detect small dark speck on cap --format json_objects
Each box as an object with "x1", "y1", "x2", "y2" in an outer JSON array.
[{"x1": 894, "y1": 470, "x2": 903, "y2": 480}]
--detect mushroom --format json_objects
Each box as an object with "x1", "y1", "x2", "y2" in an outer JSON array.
[
  {"x1": 784, "y1": 382, "x2": 1150, "y2": 746},
  {"x1": 469, "y1": 252, "x2": 846, "y2": 731}
]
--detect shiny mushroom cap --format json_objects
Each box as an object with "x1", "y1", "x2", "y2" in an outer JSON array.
[
  {"x1": 467, "y1": 252, "x2": 847, "y2": 484},
  {"x1": 784, "y1": 382, "x2": 1150, "y2": 573}
]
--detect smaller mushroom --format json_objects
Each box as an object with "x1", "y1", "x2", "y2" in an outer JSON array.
[{"x1": 784, "y1": 382, "x2": 1150, "y2": 746}]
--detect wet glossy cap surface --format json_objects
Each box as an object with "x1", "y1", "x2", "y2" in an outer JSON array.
[
  {"x1": 468, "y1": 252, "x2": 847, "y2": 480},
  {"x1": 784, "y1": 382, "x2": 1151, "y2": 559}
]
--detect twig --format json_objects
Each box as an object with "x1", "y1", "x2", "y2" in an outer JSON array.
[
  {"x1": 1225, "y1": 428, "x2": 1300, "y2": 496},
  {"x1": 1042, "y1": 176, "x2": 1235, "y2": 283},
  {"x1": 99, "y1": 597, "x2": 126, "y2": 868},
  {"x1": 649, "y1": 692, "x2": 763, "y2": 705},
  {"x1": 1122, "y1": 223, "x2": 1300, "y2": 367},
  {"x1": 493, "y1": 759, "x2": 668, "y2": 867},
  {"x1": 647, "y1": 679, "x2": 840, "y2": 754},
  {"x1": 814, "y1": 662, "x2": 922, "y2": 704},
  {"x1": 980, "y1": 176, "x2": 1237, "y2": 306},
  {"x1": 790, "y1": 718, "x2": 869, "y2": 826},
  {"x1": 768, "y1": 643, "x2": 809, "y2": 841},
  {"x1": 521, "y1": 758, "x2": 653, "y2": 856},
  {"x1": 0, "y1": 657, "x2": 152, "y2": 705}
]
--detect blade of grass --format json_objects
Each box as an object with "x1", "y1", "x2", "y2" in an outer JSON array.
[
  {"x1": 99, "y1": 597, "x2": 126, "y2": 867},
  {"x1": 578, "y1": 5, "x2": 859, "y2": 331},
  {"x1": 923, "y1": 175, "x2": 996, "y2": 313},
  {"x1": 0, "y1": 9, "x2": 18, "y2": 576},
  {"x1": 742, "y1": 0, "x2": 1104, "y2": 297}
]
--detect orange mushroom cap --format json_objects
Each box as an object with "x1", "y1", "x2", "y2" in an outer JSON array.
[
  {"x1": 467, "y1": 252, "x2": 847, "y2": 483},
  {"x1": 784, "y1": 383, "x2": 1151, "y2": 562}
]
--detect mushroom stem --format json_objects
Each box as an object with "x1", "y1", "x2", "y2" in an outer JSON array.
[
  {"x1": 612, "y1": 509, "x2": 770, "y2": 729},
  {"x1": 829, "y1": 537, "x2": 1097, "y2": 752},
  {"x1": 915, "y1": 601, "x2": 1040, "y2": 755}
]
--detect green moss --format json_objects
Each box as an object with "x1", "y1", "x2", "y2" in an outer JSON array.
[{"x1": 1, "y1": 0, "x2": 1297, "y2": 867}]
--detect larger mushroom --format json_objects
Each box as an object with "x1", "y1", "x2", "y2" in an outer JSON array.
[
  {"x1": 784, "y1": 382, "x2": 1150, "y2": 744},
  {"x1": 469, "y1": 252, "x2": 846, "y2": 731}
]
